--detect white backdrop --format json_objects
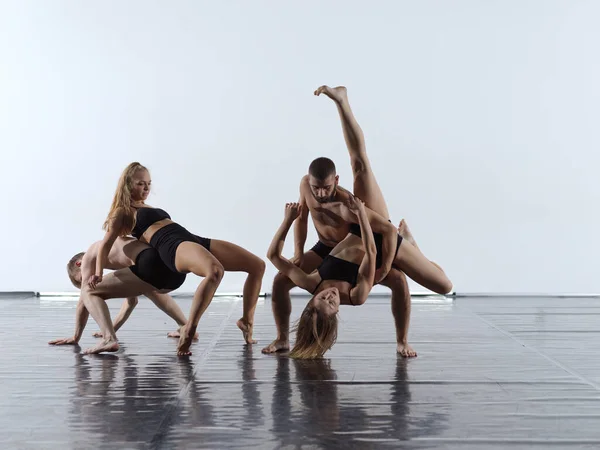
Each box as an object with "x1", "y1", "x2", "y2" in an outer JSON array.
[{"x1": 1, "y1": 0, "x2": 599, "y2": 294}]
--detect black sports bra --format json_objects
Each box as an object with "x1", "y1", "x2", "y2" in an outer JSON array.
[
  {"x1": 131, "y1": 207, "x2": 171, "y2": 239},
  {"x1": 317, "y1": 255, "x2": 359, "y2": 289}
]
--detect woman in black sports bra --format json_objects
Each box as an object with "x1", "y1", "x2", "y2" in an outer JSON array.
[
  {"x1": 267, "y1": 84, "x2": 453, "y2": 359},
  {"x1": 90, "y1": 162, "x2": 266, "y2": 356}
]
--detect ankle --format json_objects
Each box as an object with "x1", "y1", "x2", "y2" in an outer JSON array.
[{"x1": 240, "y1": 317, "x2": 253, "y2": 326}]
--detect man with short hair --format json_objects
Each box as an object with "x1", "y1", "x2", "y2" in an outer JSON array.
[{"x1": 49, "y1": 237, "x2": 193, "y2": 349}]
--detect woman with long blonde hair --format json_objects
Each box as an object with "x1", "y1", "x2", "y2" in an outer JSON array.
[
  {"x1": 90, "y1": 162, "x2": 265, "y2": 356},
  {"x1": 267, "y1": 85, "x2": 452, "y2": 359}
]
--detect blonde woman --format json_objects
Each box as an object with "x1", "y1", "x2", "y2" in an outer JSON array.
[
  {"x1": 266, "y1": 85, "x2": 452, "y2": 359},
  {"x1": 91, "y1": 163, "x2": 265, "y2": 356}
]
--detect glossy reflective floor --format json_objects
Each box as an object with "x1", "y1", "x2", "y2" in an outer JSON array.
[{"x1": 2, "y1": 294, "x2": 600, "y2": 449}]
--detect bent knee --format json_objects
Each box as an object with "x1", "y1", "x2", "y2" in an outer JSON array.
[
  {"x1": 81, "y1": 285, "x2": 106, "y2": 298},
  {"x1": 273, "y1": 271, "x2": 296, "y2": 291},
  {"x1": 205, "y1": 263, "x2": 224, "y2": 283},
  {"x1": 434, "y1": 278, "x2": 453, "y2": 295},
  {"x1": 443, "y1": 279, "x2": 453, "y2": 295},
  {"x1": 249, "y1": 257, "x2": 266, "y2": 277}
]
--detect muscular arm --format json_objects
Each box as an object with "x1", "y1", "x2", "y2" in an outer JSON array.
[
  {"x1": 267, "y1": 212, "x2": 319, "y2": 293},
  {"x1": 293, "y1": 181, "x2": 310, "y2": 258},
  {"x1": 72, "y1": 297, "x2": 90, "y2": 342},
  {"x1": 350, "y1": 204, "x2": 378, "y2": 305}
]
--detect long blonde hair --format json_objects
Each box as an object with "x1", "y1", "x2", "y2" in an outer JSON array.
[
  {"x1": 289, "y1": 299, "x2": 338, "y2": 359},
  {"x1": 103, "y1": 162, "x2": 148, "y2": 236}
]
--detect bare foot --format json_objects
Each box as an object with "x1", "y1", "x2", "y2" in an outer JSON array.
[
  {"x1": 83, "y1": 338, "x2": 119, "y2": 355},
  {"x1": 261, "y1": 338, "x2": 290, "y2": 354},
  {"x1": 398, "y1": 219, "x2": 419, "y2": 249},
  {"x1": 48, "y1": 337, "x2": 78, "y2": 345},
  {"x1": 314, "y1": 85, "x2": 348, "y2": 104},
  {"x1": 92, "y1": 331, "x2": 103, "y2": 338},
  {"x1": 177, "y1": 325, "x2": 196, "y2": 356},
  {"x1": 167, "y1": 327, "x2": 199, "y2": 340},
  {"x1": 237, "y1": 318, "x2": 257, "y2": 345},
  {"x1": 397, "y1": 342, "x2": 417, "y2": 358}
]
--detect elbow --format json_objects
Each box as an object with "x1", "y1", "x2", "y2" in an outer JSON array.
[{"x1": 266, "y1": 248, "x2": 277, "y2": 263}]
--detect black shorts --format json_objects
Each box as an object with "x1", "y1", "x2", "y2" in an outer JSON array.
[
  {"x1": 309, "y1": 241, "x2": 335, "y2": 259},
  {"x1": 348, "y1": 223, "x2": 403, "y2": 269},
  {"x1": 149, "y1": 223, "x2": 212, "y2": 273},
  {"x1": 129, "y1": 248, "x2": 186, "y2": 290}
]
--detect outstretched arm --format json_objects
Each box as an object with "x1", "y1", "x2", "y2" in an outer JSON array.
[
  {"x1": 48, "y1": 296, "x2": 90, "y2": 346},
  {"x1": 293, "y1": 180, "x2": 310, "y2": 263},
  {"x1": 50, "y1": 250, "x2": 96, "y2": 345},
  {"x1": 267, "y1": 203, "x2": 320, "y2": 294}
]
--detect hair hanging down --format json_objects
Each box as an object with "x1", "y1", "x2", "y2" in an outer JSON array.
[
  {"x1": 289, "y1": 300, "x2": 339, "y2": 359},
  {"x1": 308, "y1": 157, "x2": 336, "y2": 181},
  {"x1": 66, "y1": 252, "x2": 85, "y2": 289},
  {"x1": 103, "y1": 162, "x2": 148, "y2": 236}
]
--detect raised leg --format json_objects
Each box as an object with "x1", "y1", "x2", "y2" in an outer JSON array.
[
  {"x1": 393, "y1": 225, "x2": 452, "y2": 295},
  {"x1": 315, "y1": 85, "x2": 390, "y2": 219}
]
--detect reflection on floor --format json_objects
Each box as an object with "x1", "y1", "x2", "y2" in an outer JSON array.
[{"x1": 2, "y1": 294, "x2": 600, "y2": 449}]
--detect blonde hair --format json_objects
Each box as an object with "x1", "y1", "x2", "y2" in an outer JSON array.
[
  {"x1": 66, "y1": 252, "x2": 85, "y2": 289},
  {"x1": 103, "y1": 162, "x2": 148, "y2": 236},
  {"x1": 289, "y1": 299, "x2": 338, "y2": 359}
]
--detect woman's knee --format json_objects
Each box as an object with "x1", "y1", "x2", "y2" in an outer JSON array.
[
  {"x1": 205, "y1": 263, "x2": 225, "y2": 283},
  {"x1": 273, "y1": 271, "x2": 295, "y2": 292},
  {"x1": 245, "y1": 255, "x2": 266, "y2": 277},
  {"x1": 439, "y1": 278, "x2": 453, "y2": 295},
  {"x1": 430, "y1": 276, "x2": 453, "y2": 295}
]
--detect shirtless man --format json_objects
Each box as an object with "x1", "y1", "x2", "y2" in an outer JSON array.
[
  {"x1": 262, "y1": 160, "x2": 416, "y2": 356},
  {"x1": 49, "y1": 237, "x2": 194, "y2": 351}
]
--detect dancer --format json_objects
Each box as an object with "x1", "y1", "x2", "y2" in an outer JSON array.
[
  {"x1": 90, "y1": 162, "x2": 265, "y2": 355},
  {"x1": 49, "y1": 236, "x2": 192, "y2": 348},
  {"x1": 262, "y1": 156, "x2": 414, "y2": 356},
  {"x1": 267, "y1": 85, "x2": 452, "y2": 359}
]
